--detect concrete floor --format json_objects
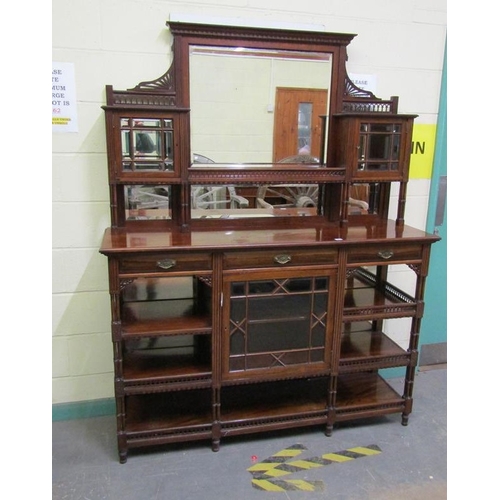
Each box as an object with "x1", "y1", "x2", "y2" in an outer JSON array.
[{"x1": 52, "y1": 367, "x2": 446, "y2": 499}]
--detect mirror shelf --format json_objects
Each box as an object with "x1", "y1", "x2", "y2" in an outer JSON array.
[{"x1": 188, "y1": 164, "x2": 345, "y2": 185}]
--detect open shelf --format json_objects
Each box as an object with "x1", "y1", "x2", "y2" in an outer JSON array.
[
  {"x1": 122, "y1": 334, "x2": 212, "y2": 393},
  {"x1": 335, "y1": 372, "x2": 404, "y2": 421},
  {"x1": 121, "y1": 299, "x2": 211, "y2": 337},
  {"x1": 125, "y1": 390, "x2": 213, "y2": 438},
  {"x1": 220, "y1": 377, "x2": 329, "y2": 430},
  {"x1": 344, "y1": 268, "x2": 416, "y2": 320},
  {"x1": 339, "y1": 329, "x2": 409, "y2": 372},
  {"x1": 123, "y1": 354, "x2": 212, "y2": 394}
]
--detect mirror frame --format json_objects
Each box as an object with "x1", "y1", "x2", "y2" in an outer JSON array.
[{"x1": 168, "y1": 21, "x2": 356, "y2": 168}]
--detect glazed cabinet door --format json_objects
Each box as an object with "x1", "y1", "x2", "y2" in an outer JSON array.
[
  {"x1": 221, "y1": 266, "x2": 338, "y2": 383},
  {"x1": 107, "y1": 111, "x2": 189, "y2": 182},
  {"x1": 333, "y1": 114, "x2": 415, "y2": 182}
]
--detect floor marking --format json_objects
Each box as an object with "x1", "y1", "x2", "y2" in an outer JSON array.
[
  {"x1": 248, "y1": 444, "x2": 381, "y2": 492},
  {"x1": 252, "y1": 478, "x2": 325, "y2": 492},
  {"x1": 247, "y1": 444, "x2": 307, "y2": 473}
]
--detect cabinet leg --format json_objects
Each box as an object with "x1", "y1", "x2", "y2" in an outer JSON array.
[
  {"x1": 117, "y1": 431, "x2": 128, "y2": 463},
  {"x1": 401, "y1": 400, "x2": 412, "y2": 425},
  {"x1": 211, "y1": 419, "x2": 221, "y2": 452}
]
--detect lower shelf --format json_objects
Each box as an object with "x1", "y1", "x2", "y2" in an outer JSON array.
[
  {"x1": 335, "y1": 371, "x2": 405, "y2": 421},
  {"x1": 117, "y1": 370, "x2": 410, "y2": 461},
  {"x1": 124, "y1": 389, "x2": 213, "y2": 451},
  {"x1": 220, "y1": 377, "x2": 330, "y2": 436},
  {"x1": 339, "y1": 330, "x2": 411, "y2": 372}
]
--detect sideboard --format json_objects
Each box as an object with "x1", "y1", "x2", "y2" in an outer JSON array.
[{"x1": 100, "y1": 21, "x2": 440, "y2": 463}]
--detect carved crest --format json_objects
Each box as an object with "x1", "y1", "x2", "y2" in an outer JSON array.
[{"x1": 129, "y1": 65, "x2": 175, "y2": 93}]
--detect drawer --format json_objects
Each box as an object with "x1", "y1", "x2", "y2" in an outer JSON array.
[
  {"x1": 119, "y1": 252, "x2": 212, "y2": 274},
  {"x1": 347, "y1": 244, "x2": 422, "y2": 264},
  {"x1": 224, "y1": 247, "x2": 337, "y2": 269}
]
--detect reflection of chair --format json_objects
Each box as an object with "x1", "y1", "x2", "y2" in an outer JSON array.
[
  {"x1": 192, "y1": 154, "x2": 249, "y2": 209},
  {"x1": 256, "y1": 185, "x2": 318, "y2": 209},
  {"x1": 136, "y1": 132, "x2": 156, "y2": 153},
  {"x1": 278, "y1": 154, "x2": 320, "y2": 165},
  {"x1": 256, "y1": 154, "x2": 369, "y2": 211},
  {"x1": 126, "y1": 186, "x2": 169, "y2": 209},
  {"x1": 192, "y1": 153, "x2": 214, "y2": 164},
  {"x1": 191, "y1": 186, "x2": 249, "y2": 209},
  {"x1": 349, "y1": 184, "x2": 370, "y2": 212},
  {"x1": 257, "y1": 155, "x2": 320, "y2": 209}
]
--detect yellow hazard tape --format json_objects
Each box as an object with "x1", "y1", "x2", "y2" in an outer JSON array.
[
  {"x1": 322, "y1": 452, "x2": 354, "y2": 463},
  {"x1": 251, "y1": 479, "x2": 286, "y2": 492},
  {"x1": 286, "y1": 459, "x2": 324, "y2": 470},
  {"x1": 248, "y1": 443, "x2": 382, "y2": 492},
  {"x1": 348, "y1": 446, "x2": 383, "y2": 456},
  {"x1": 251, "y1": 479, "x2": 325, "y2": 492}
]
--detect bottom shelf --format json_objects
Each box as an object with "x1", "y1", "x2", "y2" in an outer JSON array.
[
  {"x1": 221, "y1": 377, "x2": 330, "y2": 436},
  {"x1": 117, "y1": 371, "x2": 409, "y2": 460},
  {"x1": 125, "y1": 389, "x2": 213, "y2": 448},
  {"x1": 335, "y1": 372, "x2": 405, "y2": 421}
]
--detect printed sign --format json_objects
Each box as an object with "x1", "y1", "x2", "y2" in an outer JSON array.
[
  {"x1": 52, "y1": 62, "x2": 78, "y2": 133},
  {"x1": 349, "y1": 73, "x2": 377, "y2": 94},
  {"x1": 409, "y1": 123, "x2": 437, "y2": 179}
]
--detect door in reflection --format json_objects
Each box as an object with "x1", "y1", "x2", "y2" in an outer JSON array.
[{"x1": 273, "y1": 88, "x2": 328, "y2": 162}]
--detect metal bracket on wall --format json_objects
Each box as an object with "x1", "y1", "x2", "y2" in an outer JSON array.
[{"x1": 434, "y1": 175, "x2": 447, "y2": 233}]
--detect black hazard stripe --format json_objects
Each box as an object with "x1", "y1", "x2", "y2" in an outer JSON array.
[{"x1": 248, "y1": 444, "x2": 382, "y2": 492}]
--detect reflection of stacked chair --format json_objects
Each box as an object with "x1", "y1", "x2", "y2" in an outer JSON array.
[
  {"x1": 256, "y1": 154, "x2": 369, "y2": 212},
  {"x1": 349, "y1": 184, "x2": 370, "y2": 212},
  {"x1": 191, "y1": 154, "x2": 249, "y2": 209},
  {"x1": 256, "y1": 155, "x2": 320, "y2": 209},
  {"x1": 126, "y1": 186, "x2": 169, "y2": 209}
]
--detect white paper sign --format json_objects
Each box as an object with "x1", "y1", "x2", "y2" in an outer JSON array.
[
  {"x1": 52, "y1": 62, "x2": 78, "y2": 133},
  {"x1": 349, "y1": 73, "x2": 377, "y2": 94}
]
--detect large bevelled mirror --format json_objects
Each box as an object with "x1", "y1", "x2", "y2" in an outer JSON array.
[
  {"x1": 188, "y1": 46, "x2": 333, "y2": 219},
  {"x1": 189, "y1": 46, "x2": 332, "y2": 163}
]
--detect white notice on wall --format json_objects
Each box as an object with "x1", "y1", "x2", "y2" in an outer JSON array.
[
  {"x1": 52, "y1": 62, "x2": 78, "y2": 133},
  {"x1": 349, "y1": 74, "x2": 377, "y2": 94}
]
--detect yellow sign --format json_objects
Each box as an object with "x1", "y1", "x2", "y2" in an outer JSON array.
[
  {"x1": 409, "y1": 123, "x2": 437, "y2": 179},
  {"x1": 52, "y1": 117, "x2": 72, "y2": 125}
]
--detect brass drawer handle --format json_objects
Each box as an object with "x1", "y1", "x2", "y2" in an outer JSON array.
[
  {"x1": 157, "y1": 258, "x2": 177, "y2": 270},
  {"x1": 377, "y1": 250, "x2": 394, "y2": 260},
  {"x1": 274, "y1": 254, "x2": 292, "y2": 265}
]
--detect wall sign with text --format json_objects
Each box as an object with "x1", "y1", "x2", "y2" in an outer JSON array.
[
  {"x1": 409, "y1": 124, "x2": 437, "y2": 179},
  {"x1": 52, "y1": 62, "x2": 78, "y2": 133}
]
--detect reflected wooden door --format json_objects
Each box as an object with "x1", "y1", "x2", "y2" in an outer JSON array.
[{"x1": 273, "y1": 88, "x2": 328, "y2": 162}]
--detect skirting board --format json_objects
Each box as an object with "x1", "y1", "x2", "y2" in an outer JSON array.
[
  {"x1": 420, "y1": 342, "x2": 447, "y2": 366},
  {"x1": 52, "y1": 398, "x2": 115, "y2": 422}
]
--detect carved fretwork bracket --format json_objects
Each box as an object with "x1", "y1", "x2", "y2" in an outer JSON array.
[
  {"x1": 346, "y1": 268, "x2": 358, "y2": 279},
  {"x1": 129, "y1": 64, "x2": 175, "y2": 93},
  {"x1": 120, "y1": 278, "x2": 135, "y2": 290},
  {"x1": 106, "y1": 64, "x2": 178, "y2": 109},
  {"x1": 407, "y1": 263, "x2": 421, "y2": 276},
  {"x1": 344, "y1": 74, "x2": 378, "y2": 100},
  {"x1": 342, "y1": 71, "x2": 398, "y2": 114}
]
